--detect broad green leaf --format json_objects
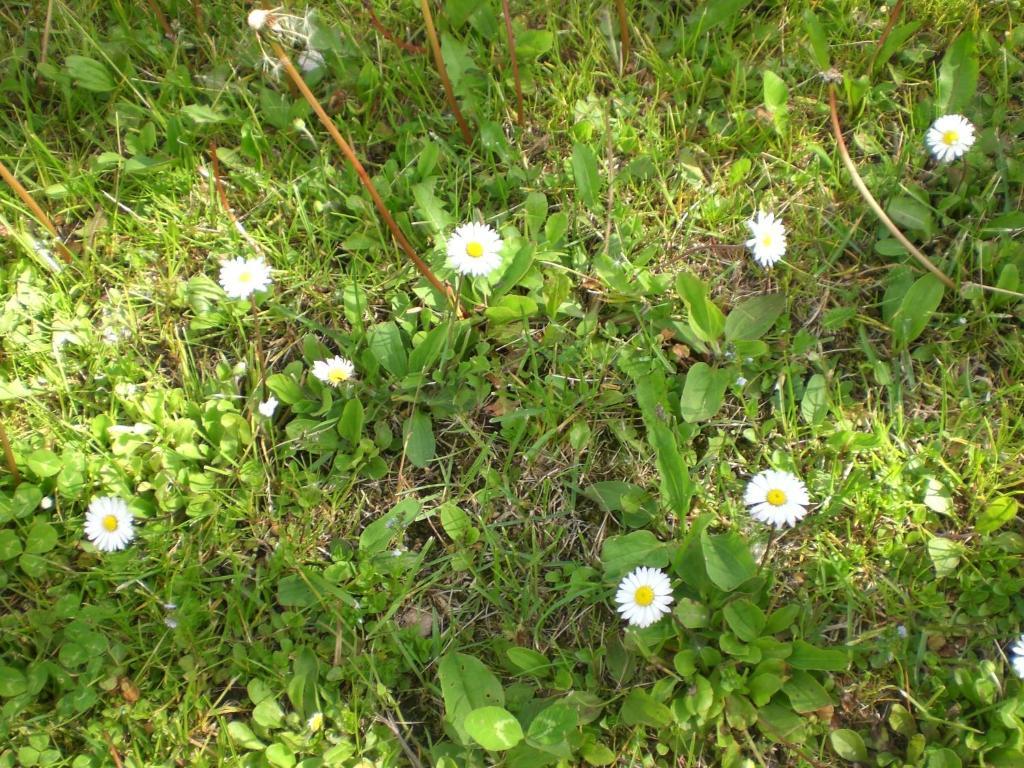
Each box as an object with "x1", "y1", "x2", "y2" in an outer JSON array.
[
  {"x1": 763, "y1": 70, "x2": 788, "y2": 113},
  {"x1": 439, "y1": 502, "x2": 477, "y2": 544},
  {"x1": 890, "y1": 274, "x2": 944, "y2": 349},
  {"x1": 600, "y1": 530, "x2": 668, "y2": 580},
  {"x1": 464, "y1": 706, "x2": 523, "y2": 751},
  {"x1": 359, "y1": 498, "x2": 421, "y2": 555},
  {"x1": 676, "y1": 271, "x2": 725, "y2": 343},
  {"x1": 526, "y1": 702, "x2": 577, "y2": 749},
  {"x1": 24, "y1": 521, "x2": 58, "y2": 555},
  {"x1": 408, "y1": 323, "x2": 450, "y2": 373},
  {"x1": 875, "y1": 21, "x2": 921, "y2": 73},
  {"x1": 506, "y1": 647, "x2": 549, "y2": 676},
  {"x1": 26, "y1": 449, "x2": 61, "y2": 478},
  {"x1": 976, "y1": 495, "x2": 1018, "y2": 534},
  {"x1": 927, "y1": 748, "x2": 962, "y2": 768},
  {"x1": 367, "y1": 321, "x2": 408, "y2": 377},
  {"x1": 723, "y1": 598, "x2": 766, "y2": 642},
  {"x1": 438, "y1": 653, "x2": 505, "y2": 744},
  {"x1": 0, "y1": 530, "x2": 22, "y2": 561},
  {"x1": 412, "y1": 182, "x2": 454, "y2": 234},
  {"x1": 800, "y1": 374, "x2": 829, "y2": 425},
  {"x1": 784, "y1": 671, "x2": 832, "y2": 713},
  {"x1": 485, "y1": 295, "x2": 538, "y2": 324},
  {"x1": 927, "y1": 536, "x2": 961, "y2": 578},
  {"x1": 936, "y1": 30, "x2": 978, "y2": 114},
  {"x1": 620, "y1": 689, "x2": 672, "y2": 728},
  {"x1": 886, "y1": 196, "x2": 935, "y2": 239},
  {"x1": 649, "y1": 422, "x2": 694, "y2": 516},
  {"x1": 524, "y1": 191, "x2": 548, "y2": 237},
  {"x1": 403, "y1": 410, "x2": 435, "y2": 468},
  {"x1": 680, "y1": 363, "x2": 729, "y2": 423},
  {"x1": 830, "y1": 729, "x2": 868, "y2": 762},
  {"x1": 252, "y1": 698, "x2": 285, "y2": 728},
  {"x1": 264, "y1": 743, "x2": 296, "y2": 768},
  {"x1": 725, "y1": 294, "x2": 785, "y2": 341},
  {"x1": 65, "y1": 55, "x2": 116, "y2": 92},
  {"x1": 689, "y1": 0, "x2": 755, "y2": 31},
  {"x1": 266, "y1": 373, "x2": 304, "y2": 405},
  {"x1": 571, "y1": 143, "x2": 602, "y2": 210},
  {"x1": 0, "y1": 665, "x2": 26, "y2": 698},
  {"x1": 337, "y1": 398, "x2": 364, "y2": 443},
  {"x1": 226, "y1": 721, "x2": 266, "y2": 750},
  {"x1": 181, "y1": 104, "x2": 227, "y2": 124},
  {"x1": 803, "y1": 9, "x2": 830, "y2": 69},
  {"x1": 789, "y1": 640, "x2": 849, "y2": 671},
  {"x1": 492, "y1": 244, "x2": 534, "y2": 298},
  {"x1": 757, "y1": 703, "x2": 807, "y2": 743},
  {"x1": 700, "y1": 530, "x2": 756, "y2": 592}
]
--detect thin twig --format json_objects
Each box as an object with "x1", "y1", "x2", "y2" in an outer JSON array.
[
  {"x1": 102, "y1": 732, "x2": 124, "y2": 768},
  {"x1": 0, "y1": 158, "x2": 73, "y2": 263},
  {"x1": 265, "y1": 39, "x2": 461, "y2": 314},
  {"x1": 615, "y1": 0, "x2": 630, "y2": 73},
  {"x1": 0, "y1": 418, "x2": 20, "y2": 487},
  {"x1": 377, "y1": 714, "x2": 425, "y2": 768},
  {"x1": 827, "y1": 85, "x2": 956, "y2": 290},
  {"x1": 143, "y1": 0, "x2": 175, "y2": 40},
  {"x1": 500, "y1": 0, "x2": 524, "y2": 126},
  {"x1": 868, "y1": 0, "x2": 904, "y2": 74},
  {"x1": 418, "y1": 0, "x2": 473, "y2": 144},
  {"x1": 191, "y1": 0, "x2": 203, "y2": 30},
  {"x1": 363, "y1": 0, "x2": 425, "y2": 54},
  {"x1": 38, "y1": 0, "x2": 55, "y2": 80},
  {"x1": 207, "y1": 141, "x2": 263, "y2": 254}
]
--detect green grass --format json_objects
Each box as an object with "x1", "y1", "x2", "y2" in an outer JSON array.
[{"x1": 1, "y1": 0, "x2": 1024, "y2": 766}]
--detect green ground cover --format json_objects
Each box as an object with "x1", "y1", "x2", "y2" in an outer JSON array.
[{"x1": 1, "y1": 0, "x2": 1023, "y2": 766}]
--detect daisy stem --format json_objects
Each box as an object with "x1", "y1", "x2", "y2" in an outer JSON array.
[
  {"x1": 867, "y1": 0, "x2": 904, "y2": 75},
  {"x1": 265, "y1": 39, "x2": 463, "y2": 316},
  {"x1": 758, "y1": 528, "x2": 776, "y2": 569},
  {"x1": 0, "y1": 417, "x2": 20, "y2": 488},
  {"x1": 250, "y1": 296, "x2": 267, "y2": 399},
  {"x1": 615, "y1": 0, "x2": 631, "y2": 73},
  {"x1": 418, "y1": 0, "x2": 474, "y2": 144},
  {"x1": 827, "y1": 86, "x2": 956, "y2": 291},
  {"x1": 38, "y1": 0, "x2": 55, "y2": 86},
  {"x1": 500, "y1": 0, "x2": 524, "y2": 127},
  {"x1": 0, "y1": 158, "x2": 73, "y2": 263},
  {"x1": 363, "y1": 0, "x2": 425, "y2": 54},
  {"x1": 143, "y1": 0, "x2": 175, "y2": 40}
]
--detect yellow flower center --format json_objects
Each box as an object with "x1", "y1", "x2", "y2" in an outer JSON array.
[
  {"x1": 942, "y1": 130, "x2": 959, "y2": 146},
  {"x1": 238, "y1": 270, "x2": 253, "y2": 283},
  {"x1": 761, "y1": 235, "x2": 773, "y2": 247},
  {"x1": 327, "y1": 367, "x2": 349, "y2": 384},
  {"x1": 102, "y1": 515, "x2": 120, "y2": 532},
  {"x1": 465, "y1": 241, "x2": 484, "y2": 258},
  {"x1": 766, "y1": 489, "x2": 787, "y2": 507},
  {"x1": 634, "y1": 586, "x2": 655, "y2": 607}
]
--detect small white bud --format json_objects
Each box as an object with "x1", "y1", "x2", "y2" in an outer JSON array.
[{"x1": 248, "y1": 9, "x2": 270, "y2": 31}]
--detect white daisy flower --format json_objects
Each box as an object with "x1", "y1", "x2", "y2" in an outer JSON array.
[
  {"x1": 446, "y1": 222, "x2": 503, "y2": 277},
  {"x1": 307, "y1": 712, "x2": 324, "y2": 732},
  {"x1": 258, "y1": 396, "x2": 279, "y2": 417},
  {"x1": 745, "y1": 210, "x2": 787, "y2": 268},
  {"x1": 1010, "y1": 634, "x2": 1024, "y2": 679},
  {"x1": 744, "y1": 469, "x2": 810, "y2": 529},
  {"x1": 218, "y1": 256, "x2": 272, "y2": 300},
  {"x1": 614, "y1": 566, "x2": 674, "y2": 629},
  {"x1": 312, "y1": 356, "x2": 356, "y2": 387},
  {"x1": 84, "y1": 496, "x2": 135, "y2": 552},
  {"x1": 297, "y1": 48, "x2": 324, "y2": 72},
  {"x1": 926, "y1": 114, "x2": 975, "y2": 163}
]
